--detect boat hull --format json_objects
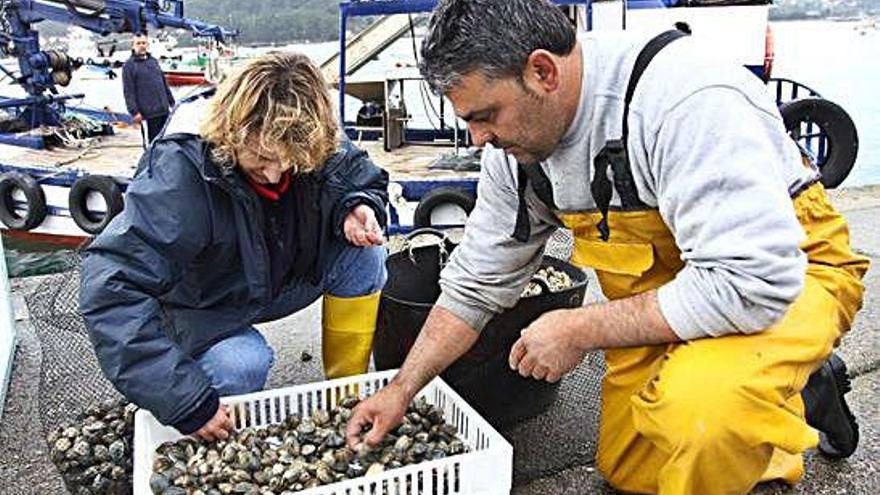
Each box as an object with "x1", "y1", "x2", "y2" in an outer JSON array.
[{"x1": 164, "y1": 71, "x2": 207, "y2": 86}]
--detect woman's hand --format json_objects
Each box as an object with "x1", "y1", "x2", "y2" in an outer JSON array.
[
  {"x1": 193, "y1": 404, "x2": 234, "y2": 441},
  {"x1": 344, "y1": 204, "x2": 385, "y2": 246}
]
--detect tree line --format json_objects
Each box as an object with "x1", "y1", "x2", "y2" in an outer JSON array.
[{"x1": 186, "y1": 0, "x2": 368, "y2": 45}]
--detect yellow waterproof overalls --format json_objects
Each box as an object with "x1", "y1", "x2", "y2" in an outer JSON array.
[{"x1": 519, "y1": 31, "x2": 869, "y2": 495}]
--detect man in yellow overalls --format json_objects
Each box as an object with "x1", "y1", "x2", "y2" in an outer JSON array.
[{"x1": 344, "y1": 1, "x2": 869, "y2": 494}]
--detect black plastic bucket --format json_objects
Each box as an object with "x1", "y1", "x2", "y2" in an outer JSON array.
[{"x1": 374, "y1": 229, "x2": 588, "y2": 428}]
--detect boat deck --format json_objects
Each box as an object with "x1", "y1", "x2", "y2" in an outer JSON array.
[
  {"x1": 0, "y1": 125, "x2": 144, "y2": 178},
  {"x1": 356, "y1": 140, "x2": 480, "y2": 180},
  {"x1": 1, "y1": 128, "x2": 478, "y2": 182}
]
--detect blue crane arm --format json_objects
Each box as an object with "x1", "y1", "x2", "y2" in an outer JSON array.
[{"x1": 10, "y1": 0, "x2": 237, "y2": 42}]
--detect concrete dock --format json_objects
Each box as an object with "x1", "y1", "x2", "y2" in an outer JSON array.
[{"x1": 1, "y1": 185, "x2": 879, "y2": 494}]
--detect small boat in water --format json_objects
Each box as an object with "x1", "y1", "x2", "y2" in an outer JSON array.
[{"x1": 163, "y1": 69, "x2": 208, "y2": 86}]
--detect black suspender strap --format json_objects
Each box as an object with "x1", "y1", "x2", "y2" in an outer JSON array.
[
  {"x1": 622, "y1": 29, "x2": 688, "y2": 143},
  {"x1": 512, "y1": 162, "x2": 558, "y2": 243},
  {"x1": 523, "y1": 163, "x2": 557, "y2": 210},
  {"x1": 591, "y1": 29, "x2": 688, "y2": 241},
  {"x1": 513, "y1": 163, "x2": 532, "y2": 242}
]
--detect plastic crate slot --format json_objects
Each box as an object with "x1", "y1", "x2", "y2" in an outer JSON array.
[
  {"x1": 245, "y1": 400, "x2": 256, "y2": 427},
  {"x1": 282, "y1": 394, "x2": 291, "y2": 420},
  {"x1": 310, "y1": 389, "x2": 319, "y2": 414},
  {"x1": 327, "y1": 386, "x2": 337, "y2": 410},
  {"x1": 461, "y1": 411, "x2": 469, "y2": 439},
  {"x1": 249, "y1": 400, "x2": 257, "y2": 427},
  {"x1": 316, "y1": 388, "x2": 325, "y2": 412},
  {"x1": 260, "y1": 398, "x2": 267, "y2": 425},
  {"x1": 296, "y1": 392, "x2": 305, "y2": 417},
  {"x1": 273, "y1": 396, "x2": 281, "y2": 422},
  {"x1": 234, "y1": 402, "x2": 246, "y2": 429},
  {"x1": 346, "y1": 383, "x2": 358, "y2": 399},
  {"x1": 254, "y1": 399, "x2": 263, "y2": 426},
  {"x1": 267, "y1": 396, "x2": 275, "y2": 423}
]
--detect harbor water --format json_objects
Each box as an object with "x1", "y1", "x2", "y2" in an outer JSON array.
[{"x1": 2, "y1": 19, "x2": 879, "y2": 276}]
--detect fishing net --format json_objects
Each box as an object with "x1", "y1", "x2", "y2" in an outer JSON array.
[
  {"x1": 24, "y1": 251, "x2": 121, "y2": 436},
  {"x1": 24, "y1": 251, "x2": 133, "y2": 494}
]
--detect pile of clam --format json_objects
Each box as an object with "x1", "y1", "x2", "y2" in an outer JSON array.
[
  {"x1": 46, "y1": 398, "x2": 139, "y2": 495},
  {"x1": 522, "y1": 266, "x2": 574, "y2": 298},
  {"x1": 150, "y1": 396, "x2": 468, "y2": 494}
]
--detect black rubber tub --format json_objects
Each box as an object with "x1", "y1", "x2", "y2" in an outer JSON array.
[{"x1": 374, "y1": 229, "x2": 588, "y2": 429}]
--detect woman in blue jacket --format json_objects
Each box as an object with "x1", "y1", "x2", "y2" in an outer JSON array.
[{"x1": 80, "y1": 53, "x2": 389, "y2": 440}]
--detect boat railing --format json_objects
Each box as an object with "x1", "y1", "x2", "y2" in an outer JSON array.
[
  {"x1": 767, "y1": 77, "x2": 831, "y2": 170},
  {"x1": 768, "y1": 77, "x2": 823, "y2": 105}
]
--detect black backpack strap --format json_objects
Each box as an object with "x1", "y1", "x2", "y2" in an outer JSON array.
[{"x1": 591, "y1": 29, "x2": 688, "y2": 240}]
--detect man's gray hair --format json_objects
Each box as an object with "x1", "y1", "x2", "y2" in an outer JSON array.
[{"x1": 419, "y1": 0, "x2": 576, "y2": 95}]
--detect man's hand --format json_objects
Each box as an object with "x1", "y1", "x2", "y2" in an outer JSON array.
[
  {"x1": 343, "y1": 307, "x2": 479, "y2": 450},
  {"x1": 132, "y1": 113, "x2": 144, "y2": 125},
  {"x1": 509, "y1": 291, "x2": 682, "y2": 382},
  {"x1": 193, "y1": 404, "x2": 233, "y2": 441},
  {"x1": 345, "y1": 382, "x2": 410, "y2": 451},
  {"x1": 509, "y1": 308, "x2": 587, "y2": 383},
  {"x1": 344, "y1": 204, "x2": 384, "y2": 247}
]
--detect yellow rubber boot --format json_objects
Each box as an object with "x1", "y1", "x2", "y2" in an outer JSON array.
[{"x1": 321, "y1": 292, "x2": 380, "y2": 379}]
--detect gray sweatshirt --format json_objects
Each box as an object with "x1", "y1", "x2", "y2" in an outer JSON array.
[{"x1": 436, "y1": 31, "x2": 816, "y2": 341}]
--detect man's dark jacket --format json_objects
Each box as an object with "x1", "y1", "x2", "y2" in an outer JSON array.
[
  {"x1": 80, "y1": 133, "x2": 389, "y2": 432},
  {"x1": 122, "y1": 53, "x2": 174, "y2": 119}
]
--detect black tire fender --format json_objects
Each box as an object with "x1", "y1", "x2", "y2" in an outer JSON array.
[
  {"x1": 779, "y1": 97, "x2": 859, "y2": 189},
  {"x1": 0, "y1": 172, "x2": 48, "y2": 230},
  {"x1": 412, "y1": 186, "x2": 476, "y2": 228},
  {"x1": 68, "y1": 175, "x2": 124, "y2": 235}
]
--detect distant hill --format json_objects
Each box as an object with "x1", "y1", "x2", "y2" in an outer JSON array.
[
  {"x1": 21, "y1": 0, "x2": 358, "y2": 46},
  {"x1": 771, "y1": 0, "x2": 880, "y2": 20},
  {"x1": 185, "y1": 0, "x2": 368, "y2": 45}
]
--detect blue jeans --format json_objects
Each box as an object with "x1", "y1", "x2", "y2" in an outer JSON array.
[{"x1": 195, "y1": 244, "x2": 386, "y2": 396}]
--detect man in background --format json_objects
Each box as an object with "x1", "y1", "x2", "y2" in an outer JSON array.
[{"x1": 122, "y1": 32, "x2": 174, "y2": 144}]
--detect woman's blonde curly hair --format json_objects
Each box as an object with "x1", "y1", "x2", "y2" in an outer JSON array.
[{"x1": 200, "y1": 52, "x2": 338, "y2": 174}]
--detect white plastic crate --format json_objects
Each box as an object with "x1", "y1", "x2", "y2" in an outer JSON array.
[{"x1": 134, "y1": 369, "x2": 513, "y2": 495}]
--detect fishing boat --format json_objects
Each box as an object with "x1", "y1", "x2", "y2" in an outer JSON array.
[
  {"x1": 163, "y1": 69, "x2": 207, "y2": 86},
  {"x1": 0, "y1": 0, "x2": 858, "y2": 246}
]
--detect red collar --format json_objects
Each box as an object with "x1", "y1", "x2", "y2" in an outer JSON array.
[{"x1": 246, "y1": 172, "x2": 291, "y2": 201}]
